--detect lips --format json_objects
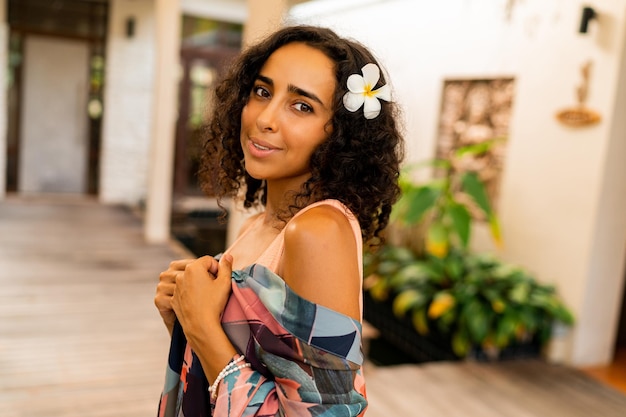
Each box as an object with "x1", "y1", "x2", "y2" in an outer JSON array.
[
  {"x1": 247, "y1": 137, "x2": 280, "y2": 157},
  {"x1": 252, "y1": 142, "x2": 271, "y2": 151}
]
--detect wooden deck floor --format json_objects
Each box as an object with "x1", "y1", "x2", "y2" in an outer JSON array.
[{"x1": 1, "y1": 196, "x2": 625, "y2": 417}]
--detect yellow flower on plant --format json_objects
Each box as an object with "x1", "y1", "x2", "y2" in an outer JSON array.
[{"x1": 428, "y1": 292, "x2": 456, "y2": 319}]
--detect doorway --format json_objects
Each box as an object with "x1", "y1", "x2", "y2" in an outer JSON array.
[
  {"x1": 170, "y1": 18, "x2": 242, "y2": 258},
  {"x1": 18, "y1": 36, "x2": 90, "y2": 194},
  {"x1": 6, "y1": 0, "x2": 108, "y2": 195},
  {"x1": 172, "y1": 17, "x2": 242, "y2": 197}
]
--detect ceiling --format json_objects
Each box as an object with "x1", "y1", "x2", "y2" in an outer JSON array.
[
  {"x1": 8, "y1": 0, "x2": 108, "y2": 40},
  {"x1": 7, "y1": 0, "x2": 315, "y2": 40}
]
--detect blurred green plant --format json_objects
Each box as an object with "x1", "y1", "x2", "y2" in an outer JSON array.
[
  {"x1": 366, "y1": 138, "x2": 574, "y2": 358},
  {"x1": 364, "y1": 246, "x2": 575, "y2": 357},
  {"x1": 391, "y1": 138, "x2": 503, "y2": 258}
]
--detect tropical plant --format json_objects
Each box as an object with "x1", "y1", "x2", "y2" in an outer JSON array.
[
  {"x1": 364, "y1": 138, "x2": 574, "y2": 359},
  {"x1": 363, "y1": 246, "x2": 574, "y2": 357},
  {"x1": 391, "y1": 138, "x2": 504, "y2": 257}
]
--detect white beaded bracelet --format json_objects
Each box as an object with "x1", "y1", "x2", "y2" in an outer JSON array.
[
  {"x1": 212, "y1": 355, "x2": 244, "y2": 388},
  {"x1": 208, "y1": 356, "x2": 251, "y2": 401}
]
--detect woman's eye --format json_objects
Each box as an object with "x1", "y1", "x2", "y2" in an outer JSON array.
[
  {"x1": 294, "y1": 102, "x2": 313, "y2": 113},
  {"x1": 253, "y1": 86, "x2": 270, "y2": 98}
]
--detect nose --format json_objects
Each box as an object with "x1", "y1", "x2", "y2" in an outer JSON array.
[{"x1": 256, "y1": 101, "x2": 280, "y2": 132}]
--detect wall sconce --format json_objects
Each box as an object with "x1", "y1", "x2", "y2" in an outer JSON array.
[
  {"x1": 126, "y1": 17, "x2": 136, "y2": 38},
  {"x1": 579, "y1": 6, "x2": 597, "y2": 33}
]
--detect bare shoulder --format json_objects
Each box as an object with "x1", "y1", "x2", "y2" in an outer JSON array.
[
  {"x1": 284, "y1": 204, "x2": 355, "y2": 245},
  {"x1": 281, "y1": 204, "x2": 361, "y2": 320}
]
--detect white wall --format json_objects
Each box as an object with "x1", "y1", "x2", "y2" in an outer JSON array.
[
  {"x1": 576, "y1": 6, "x2": 626, "y2": 364},
  {"x1": 182, "y1": 0, "x2": 247, "y2": 23},
  {"x1": 99, "y1": 0, "x2": 156, "y2": 205},
  {"x1": 290, "y1": 0, "x2": 626, "y2": 366}
]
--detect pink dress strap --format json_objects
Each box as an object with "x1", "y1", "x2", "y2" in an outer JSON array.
[{"x1": 256, "y1": 199, "x2": 363, "y2": 277}]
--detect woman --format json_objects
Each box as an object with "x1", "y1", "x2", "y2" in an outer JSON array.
[{"x1": 155, "y1": 25, "x2": 404, "y2": 416}]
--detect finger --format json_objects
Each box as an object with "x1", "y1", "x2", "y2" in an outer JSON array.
[
  {"x1": 169, "y1": 259, "x2": 196, "y2": 271},
  {"x1": 154, "y1": 292, "x2": 173, "y2": 310},
  {"x1": 217, "y1": 254, "x2": 234, "y2": 281},
  {"x1": 156, "y1": 281, "x2": 175, "y2": 296},
  {"x1": 170, "y1": 283, "x2": 180, "y2": 307},
  {"x1": 159, "y1": 270, "x2": 177, "y2": 283},
  {"x1": 187, "y1": 256, "x2": 219, "y2": 276}
]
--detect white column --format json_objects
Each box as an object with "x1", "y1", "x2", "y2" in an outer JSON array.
[
  {"x1": 0, "y1": 0, "x2": 7, "y2": 199},
  {"x1": 144, "y1": 0, "x2": 181, "y2": 243},
  {"x1": 242, "y1": 0, "x2": 288, "y2": 47}
]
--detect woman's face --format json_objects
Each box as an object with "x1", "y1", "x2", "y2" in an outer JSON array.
[{"x1": 240, "y1": 42, "x2": 335, "y2": 190}]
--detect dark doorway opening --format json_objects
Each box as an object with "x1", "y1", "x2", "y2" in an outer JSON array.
[{"x1": 170, "y1": 17, "x2": 242, "y2": 258}]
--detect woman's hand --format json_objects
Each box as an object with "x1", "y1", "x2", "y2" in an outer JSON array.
[
  {"x1": 155, "y1": 259, "x2": 197, "y2": 335},
  {"x1": 171, "y1": 255, "x2": 234, "y2": 351}
]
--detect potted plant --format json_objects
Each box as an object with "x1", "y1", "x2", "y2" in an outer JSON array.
[{"x1": 364, "y1": 140, "x2": 574, "y2": 361}]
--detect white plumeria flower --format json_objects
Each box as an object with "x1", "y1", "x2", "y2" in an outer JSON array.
[{"x1": 343, "y1": 63, "x2": 391, "y2": 119}]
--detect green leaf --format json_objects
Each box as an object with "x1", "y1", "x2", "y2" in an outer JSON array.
[
  {"x1": 412, "y1": 309, "x2": 429, "y2": 335},
  {"x1": 368, "y1": 279, "x2": 390, "y2": 302},
  {"x1": 439, "y1": 307, "x2": 457, "y2": 329},
  {"x1": 463, "y1": 300, "x2": 490, "y2": 343},
  {"x1": 443, "y1": 254, "x2": 464, "y2": 280},
  {"x1": 402, "y1": 186, "x2": 441, "y2": 225},
  {"x1": 452, "y1": 331, "x2": 471, "y2": 357},
  {"x1": 402, "y1": 159, "x2": 451, "y2": 173},
  {"x1": 390, "y1": 196, "x2": 408, "y2": 223},
  {"x1": 491, "y1": 298, "x2": 507, "y2": 314},
  {"x1": 455, "y1": 282, "x2": 478, "y2": 300},
  {"x1": 510, "y1": 282, "x2": 531, "y2": 304},
  {"x1": 554, "y1": 306, "x2": 575, "y2": 325},
  {"x1": 518, "y1": 306, "x2": 539, "y2": 333},
  {"x1": 392, "y1": 289, "x2": 426, "y2": 318},
  {"x1": 494, "y1": 312, "x2": 518, "y2": 347},
  {"x1": 447, "y1": 203, "x2": 471, "y2": 247},
  {"x1": 376, "y1": 260, "x2": 400, "y2": 276},
  {"x1": 488, "y1": 214, "x2": 503, "y2": 246},
  {"x1": 454, "y1": 137, "x2": 505, "y2": 158},
  {"x1": 461, "y1": 172, "x2": 492, "y2": 217},
  {"x1": 383, "y1": 245, "x2": 416, "y2": 263},
  {"x1": 392, "y1": 263, "x2": 436, "y2": 285},
  {"x1": 397, "y1": 175, "x2": 415, "y2": 193},
  {"x1": 417, "y1": 261, "x2": 446, "y2": 283}
]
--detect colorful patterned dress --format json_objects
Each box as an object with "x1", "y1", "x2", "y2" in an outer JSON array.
[{"x1": 157, "y1": 200, "x2": 368, "y2": 416}]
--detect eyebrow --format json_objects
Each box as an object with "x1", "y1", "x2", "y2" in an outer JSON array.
[{"x1": 256, "y1": 74, "x2": 326, "y2": 107}]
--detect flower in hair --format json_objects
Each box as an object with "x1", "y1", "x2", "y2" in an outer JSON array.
[{"x1": 343, "y1": 63, "x2": 391, "y2": 119}]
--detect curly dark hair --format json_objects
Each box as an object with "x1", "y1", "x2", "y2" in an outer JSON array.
[{"x1": 199, "y1": 25, "x2": 404, "y2": 244}]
